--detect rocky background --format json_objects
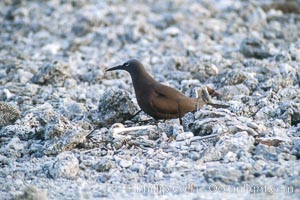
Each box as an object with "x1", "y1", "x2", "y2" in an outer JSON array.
[{"x1": 1, "y1": 0, "x2": 300, "y2": 199}]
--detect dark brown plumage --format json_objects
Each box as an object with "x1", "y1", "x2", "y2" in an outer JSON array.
[{"x1": 106, "y1": 59, "x2": 228, "y2": 123}]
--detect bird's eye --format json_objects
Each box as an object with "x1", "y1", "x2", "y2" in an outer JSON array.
[{"x1": 124, "y1": 62, "x2": 129, "y2": 67}]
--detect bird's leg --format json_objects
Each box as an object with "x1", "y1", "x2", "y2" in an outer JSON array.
[
  {"x1": 177, "y1": 102, "x2": 183, "y2": 125},
  {"x1": 129, "y1": 110, "x2": 142, "y2": 120},
  {"x1": 86, "y1": 127, "x2": 97, "y2": 139}
]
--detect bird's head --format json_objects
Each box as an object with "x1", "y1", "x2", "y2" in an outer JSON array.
[{"x1": 106, "y1": 59, "x2": 143, "y2": 73}]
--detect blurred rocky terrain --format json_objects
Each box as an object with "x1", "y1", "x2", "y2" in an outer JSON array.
[{"x1": 0, "y1": 0, "x2": 300, "y2": 199}]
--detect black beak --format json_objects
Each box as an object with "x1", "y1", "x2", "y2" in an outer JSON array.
[{"x1": 106, "y1": 65, "x2": 122, "y2": 72}]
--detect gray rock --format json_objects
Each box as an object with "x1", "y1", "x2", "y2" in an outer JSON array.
[
  {"x1": 93, "y1": 158, "x2": 115, "y2": 172},
  {"x1": 176, "y1": 132, "x2": 194, "y2": 141},
  {"x1": 43, "y1": 128, "x2": 87, "y2": 155},
  {"x1": 223, "y1": 151, "x2": 238, "y2": 163},
  {"x1": 48, "y1": 152, "x2": 79, "y2": 179},
  {"x1": 151, "y1": 13, "x2": 178, "y2": 30},
  {"x1": 240, "y1": 37, "x2": 272, "y2": 59},
  {"x1": 285, "y1": 172, "x2": 300, "y2": 190},
  {"x1": 218, "y1": 69, "x2": 247, "y2": 86},
  {"x1": 289, "y1": 43, "x2": 300, "y2": 61},
  {"x1": 0, "y1": 83, "x2": 39, "y2": 102},
  {"x1": 254, "y1": 144, "x2": 279, "y2": 161},
  {"x1": 218, "y1": 84, "x2": 250, "y2": 101},
  {"x1": 22, "y1": 104, "x2": 70, "y2": 140},
  {"x1": 130, "y1": 163, "x2": 146, "y2": 175},
  {"x1": 203, "y1": 163, "x2": 246, "y2": 184},
  {"x1": 95, "y1": 88, "x2": 139, "y2": 125},
  {"x1": 44, "y1": 120, "x2": 69, "y2": 140},
  {"x1": 31, "y1": 61, "x2": 72, "y2": 86},
  {"x1": 0, "y1": 154, "x2": 10, "y2": 166},
  {"x1": 71, "y1": 16, "x2": 91, "y2": 37},
  {"x1": 164, "y1": 26, "x2": 181, "y2": 37},
  {"x1": 85, "y1": 127, "x2": 112, "y2": 149},
  {"x1": 215, "y1": 131, "x2": 255, "y2": 159},
  {"x1": 119, "y1": 159, "x2": 132, "y2": 168},
  {"x1": 201, "y1": 147, "x2": 222, "y2": 162},
  {"x1": 14, "y1": 185, "x2": 47, "y2": 200},
  {"x1": 1, "y1": 103, "x2": 88, "y2": 155},
  {"x1": 188, "y1": 109, "x2": 261, "y2": 137},
  {"x1": 246, "y1": 6, "x2": 267, "y2": 28},
  {"x1": 5, "y1": 137, "x2": 26, "y2": 158},
  {"x1": 188, "y1": 60, "x2": 221, "y2": 82},
  {"x1": 0, "y1": 102, "x2": 21, "y2": 127},
  {"x1": 172, "y1": 124, "x2": 184, "y2": 138},
  {"x1": 291, "y1": 139, "x2": 300, "y2": 159},
  {"x1": 152, "y1": 170, "x2": 164, "y2": 181},
  {"x1": 157, "y1": 123, "x2": 174, "y2": 137},
  {"x1": 59, "y1": 98, "x2": 87, "y2": 121},
  {"x1": 17, "y1": 69, "x2": 34, "y2": 84},
  {"x1": 278, "y1": 102, "x2": 300, "y2": 126},
  {"x1": 97, "y1": 174, "x2": 111, "y2": 183},
  {"x1": 182, "y1": 112, "x2": 195, "y2": 131},
  {"x1": 274, "y1": 51, "x2": 292, "y2": 62}
]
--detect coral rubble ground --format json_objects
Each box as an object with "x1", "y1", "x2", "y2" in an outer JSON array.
[{"x1": 0, "y1": 0, "x2": 300, "y2": 199}]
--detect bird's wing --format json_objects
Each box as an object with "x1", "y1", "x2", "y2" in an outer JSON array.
[
  {"x1": 150, "y1": 83, "x2": 181, "y2": 115},
  {"x1": 153, "y1": 83, "x2": 187, "y2": 99},
  {"x1": 150, "y1": 94, "x2": 179, "y2": 115}
]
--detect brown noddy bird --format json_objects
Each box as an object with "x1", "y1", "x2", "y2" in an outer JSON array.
[{"x1": 106, "y1": 59, "x2": 228, "y2": 124}]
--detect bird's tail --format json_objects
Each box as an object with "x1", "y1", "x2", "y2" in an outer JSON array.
[{"x1": 207, "y1": 102, "x2": 230, "y2": 109}]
